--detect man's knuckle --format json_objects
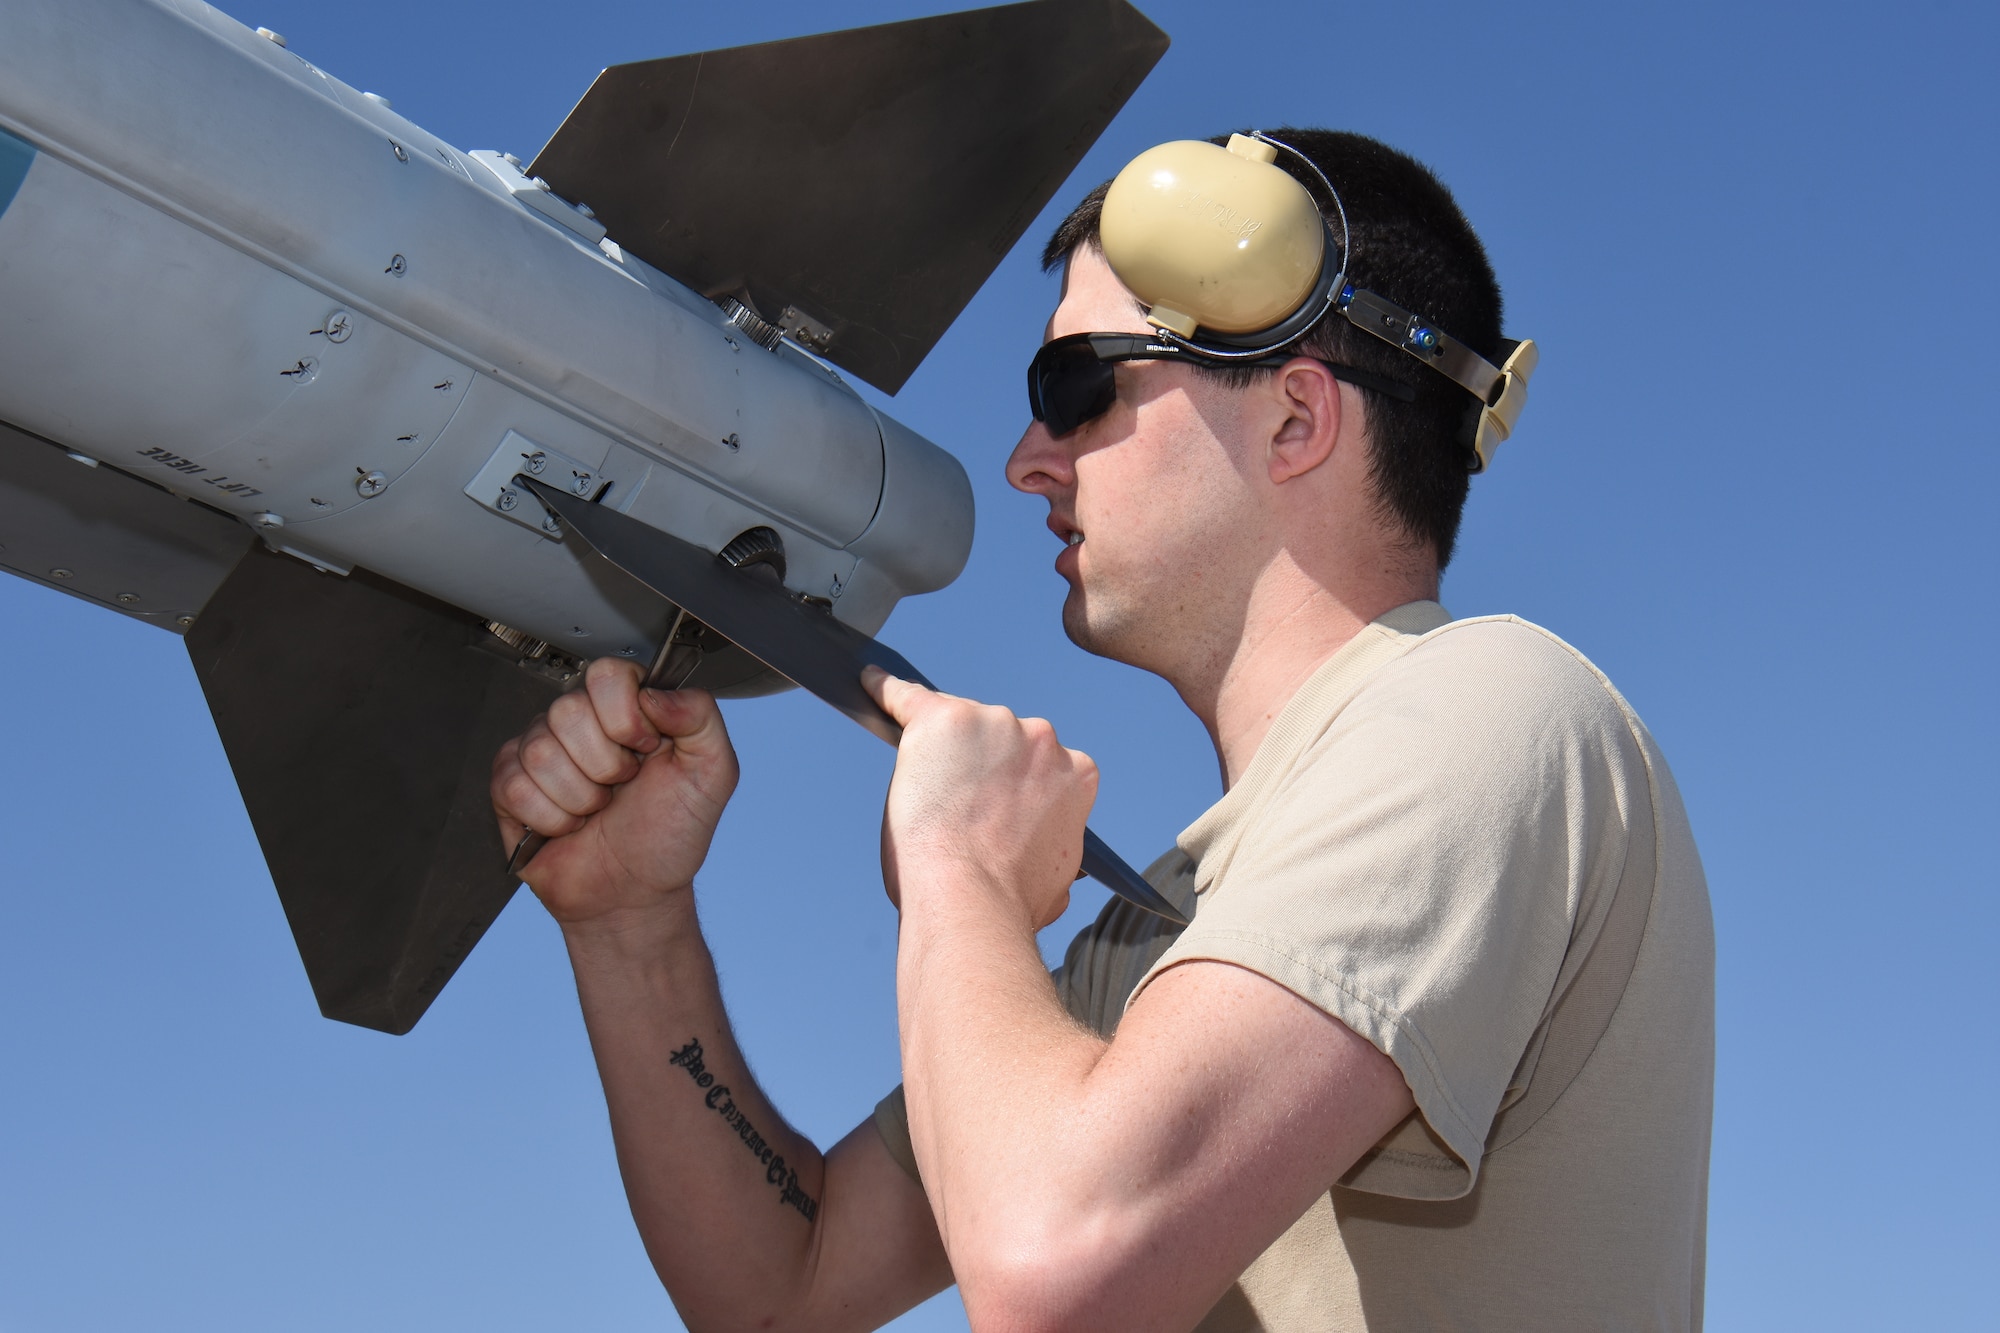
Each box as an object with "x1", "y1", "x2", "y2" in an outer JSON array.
[{"x1": 521, "y1": 731, "x2": 567, "y2": 771}]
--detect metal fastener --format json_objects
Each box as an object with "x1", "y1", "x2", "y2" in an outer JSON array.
[
  {"x1": 49, "y1": 567, "x2": 74, "y2": 580},
  {"x1": 116, "y1": 592, "x2": 140, "y2": 604},
  {"x1": 542, "y1": 515, "x2": 564, "y2": 536},
  {"x1": 255, "y1": 27, "x2": 287, "y2": 46},
  {"x1": 722, "y1": 433, "x2": 741, "y2": 451},
  {"x1": 176, "y1": 615, "x2": 196, "y2": 628},
  {"x1": 497, "y1": 488, "x2": 519, "y2": 512},
  {"x1": 569, "y1": 470, "x2": 593, "y2": 496},
  {"x1": 389, "y1": 139, "x2": 408, "y2": 163},
  {"x1": 386, "y1": 253, "x2": 407, "y2": 277},
  {"x1": 520, "y1": 451, "x2": 547, "y2": 475},
  {"x1": 355, "y1": 470, "x2": 388, "y2": 498},
  {"x1": 252, "y1": 512, "x2": 284, "y2": 529},
  {"x1": 323, "y1": 310, "x2": 353, "y2": 343}
]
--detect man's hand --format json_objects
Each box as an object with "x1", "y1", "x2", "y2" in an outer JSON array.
[
  {"x1": 491, "y1": 657, "x2": 739, "y2": 926},
  {"x1": 864, "y1": 667, "x2": 1095, "y2": 931}
]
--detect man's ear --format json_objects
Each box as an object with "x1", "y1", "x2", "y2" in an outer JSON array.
[{"x1": 1266, "y1": 358, "x2": 1344, "y2": 485}]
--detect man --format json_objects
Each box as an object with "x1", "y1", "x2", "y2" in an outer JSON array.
[{"x1": 490, "y1": 128, "x2": 1713, "y2": 1331}]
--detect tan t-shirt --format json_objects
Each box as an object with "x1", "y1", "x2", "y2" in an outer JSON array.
[{"x1": 876, "y1": 603, "x2": 1715, "y2": 1331}]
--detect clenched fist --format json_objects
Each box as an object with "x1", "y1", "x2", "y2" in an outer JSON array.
[
  {"x1": 491, "y1": 656, "x2": 739, "y2": 927},
  {"x1": 865, "y1": 666, "x2": 1097, "y2": 932}
]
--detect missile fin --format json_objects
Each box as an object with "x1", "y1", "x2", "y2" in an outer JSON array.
[
  {"x1": 528, "y1": 0, "x2": 1170, "y2": 394},
  {"x1": 0, "y1": 419, "x2": 252, "y2": 631},
  {"x1": 185, "y1": 546, "x2": 568, "y2": 1035}
]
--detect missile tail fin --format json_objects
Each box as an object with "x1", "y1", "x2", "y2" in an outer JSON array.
[
  {"x1": 529, "y1": 0, "x2": 1170, "y2": 394},
  {"x1": 186, "y1": 547, "x2": 566, "y2": 1035}
]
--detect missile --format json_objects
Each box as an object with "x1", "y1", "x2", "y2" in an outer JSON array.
[{"x1": 0, "y1": 0, "x2": 1169, "y2": 1032}]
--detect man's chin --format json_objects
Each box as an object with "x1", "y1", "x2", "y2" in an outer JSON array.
[{"x1": 1060, "y1": 590, "x2": 1129, "y2": 663}]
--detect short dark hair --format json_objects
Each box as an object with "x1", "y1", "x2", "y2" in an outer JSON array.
[{"x1": 1041, "y1": 129, "x2": 1502, "y2": 570}]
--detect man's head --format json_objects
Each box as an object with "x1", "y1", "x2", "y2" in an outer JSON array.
[{"x1": 1007, "y1": 129, "x2": 1503, "y2": 682}]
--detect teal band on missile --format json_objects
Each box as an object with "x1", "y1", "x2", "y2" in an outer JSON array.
[{"x1": 0, "y1": 128, "x2": 35, "y2": 221}]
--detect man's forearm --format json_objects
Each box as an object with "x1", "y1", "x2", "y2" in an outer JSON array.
[
  {"x1": 564, "y1": 899, "x2": 829, "y2": 1331},
  {"x1": 897, "y1": 887, "x2": 1119, "y2": 1314}
]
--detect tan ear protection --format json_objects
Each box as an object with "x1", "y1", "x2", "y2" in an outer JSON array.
[{"x1": 1097, "y1": 131, "x2": 1538, "y2": 471}]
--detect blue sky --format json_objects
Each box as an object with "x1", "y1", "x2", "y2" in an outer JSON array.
[{"x1": 2, "y1": 1, "x2": 1994, "y2": 1329}]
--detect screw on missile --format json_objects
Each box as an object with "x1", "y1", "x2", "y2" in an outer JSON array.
[
  {"x1": 280, "y1": 357, "x2": 318, "y2": 383},
  {"x1": 252, "y1": 512, "x2": 284, "y2": 530},
  {"x1": 389, "y1": 139, "x2": 408, "y2": 163},
  {"x1": 569, "y1": 469, "x2": 593, "y2": 496},
  {"x1": 542, "y1": 515, "x2": 564, "y2": 536},
  {"x1": 355, "y1": 469, "x2": 388, "y2": 498},
  {"x1": 519, "y1": 450, "x2": 548, "y2": 475},
  {"x1": 497, "y1": 488, "x2": 519, "y2": 512},
  {"x1": 176, "y1": 615, "x2": 196, "y2": 628},
  {"x1": 722, "y1": 433, "x2": 741, "y2": 452},
  {"x1": 386, "y1": 253, "x2": 407, "y2": 277},
  {"x1": 318, "y1": 310, "x2": 353, "y2": 343},
  {"x1": 116, "y1": 593, "x2": 140, "y2": 605},
  {"x1": 50, "y1": 568, "x2": 74, "y2": 580}
]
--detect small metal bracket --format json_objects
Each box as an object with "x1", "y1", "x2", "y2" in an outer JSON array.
[
  {"x1": 466, "y1": 149, "x2": 609, "y2": 245},
  {"x1": 463, "y1": 432, "x2": 606, "y2": 536}
]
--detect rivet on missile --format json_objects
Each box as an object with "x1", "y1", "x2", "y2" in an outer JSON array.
[
  {"x1": 252, "y1": 512, "x2": 284, "y2": 530},
  {"x1": 49, "y1": 568, "x2": 74, "y2": 580},
  {"x1": 497, "y1": 488, "x2": 519, "y2": 512},
  {"x1": 322, "y1": 311, "x2": 353, "y2": 343},
  {"x1": 116, "y1": 592, "x2": 140, "y2": 604},
  {"x1": 355, "y1": 470, "x2": 388, "y2": 498},
  {"x1": 386, "y1": 253, "x2": 407, "y2": 277}
]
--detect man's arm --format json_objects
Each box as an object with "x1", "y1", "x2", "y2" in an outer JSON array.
[
  {"x1": 870, "y1": 671, "x2": 1415, "y2": 1333},
  {"x1": 492, "y1": 660, "x2": 952, "y2": 1332}
]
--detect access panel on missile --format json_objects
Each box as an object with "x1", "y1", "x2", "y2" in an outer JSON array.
[{"x1": 0, "y1": 0, "x2": 1168, "y2": 1032}]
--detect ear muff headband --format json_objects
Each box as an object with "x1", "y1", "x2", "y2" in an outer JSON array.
[{"x1": 1098, "y1": 131, "x2": 1538, "y2": 470}]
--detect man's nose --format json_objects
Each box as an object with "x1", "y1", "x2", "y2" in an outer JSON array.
[{"x1": 1006, "y1": 420, "x2": 1072, "y2": 495}]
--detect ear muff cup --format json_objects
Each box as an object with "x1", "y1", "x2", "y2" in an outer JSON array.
[{"x1": 1099, "y1": 140, "x2": 1326, "y2": 338}]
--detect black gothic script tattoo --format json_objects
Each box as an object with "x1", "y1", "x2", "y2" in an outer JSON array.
[{"x1": 668, "y1": 1037, "x2": 819, "y2": 1221}]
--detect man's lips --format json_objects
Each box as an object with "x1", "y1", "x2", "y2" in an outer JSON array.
[{"x1": 1052, "y1": 526, "x2": 1083, "y2": 578}]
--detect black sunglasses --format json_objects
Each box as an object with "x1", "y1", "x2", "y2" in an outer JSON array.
[{"x1": 1026, "y1": 332, "x2": 1417, "y2": 438}]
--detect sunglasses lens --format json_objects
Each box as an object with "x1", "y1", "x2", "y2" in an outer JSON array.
[{"x1": 1030, "y1": 343, "x2": 1118, "y2": 436}]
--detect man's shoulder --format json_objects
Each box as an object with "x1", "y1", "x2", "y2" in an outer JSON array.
[{"x1": 1365, "y1": 613, "x2": 1648, "y2": 743}]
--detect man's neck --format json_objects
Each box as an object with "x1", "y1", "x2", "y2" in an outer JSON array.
[{"x1": 1182, "y1": 562, "x2": 1434, "y2": 790}]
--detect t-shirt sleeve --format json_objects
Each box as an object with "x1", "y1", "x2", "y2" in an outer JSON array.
[{"x1": 1131, "y1": 623, "x2": 1649, "y2": 1199}]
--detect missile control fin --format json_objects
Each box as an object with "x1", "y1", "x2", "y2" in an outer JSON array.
[
  {"x1": 529, "y1": 0, "x2": 1171, "y2": 394},
  {"x1": 185, "y1": 547, "x2": 570, "y2": 1034}
]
